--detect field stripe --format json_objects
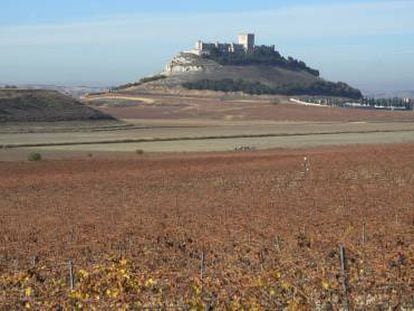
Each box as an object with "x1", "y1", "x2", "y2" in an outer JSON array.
[{"x1": 3, "y1": 129, "x2": 414, "y2": 149}]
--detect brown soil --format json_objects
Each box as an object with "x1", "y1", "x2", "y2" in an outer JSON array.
[{"x1": 89, "y1": 93, "x2": 414, "y2": 122}]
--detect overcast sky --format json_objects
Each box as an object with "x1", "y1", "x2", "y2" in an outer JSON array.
[{"x1": 0, "y1": 0, "x2": 413, "y2": 92}]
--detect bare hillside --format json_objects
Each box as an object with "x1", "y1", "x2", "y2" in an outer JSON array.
[{"x1": 0, "y1": 89, "x2": 115, "y2": 122}]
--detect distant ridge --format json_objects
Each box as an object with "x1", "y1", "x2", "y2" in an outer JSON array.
[{"x1": 0, "y1": 88, "x2": 115, "y2": 122}]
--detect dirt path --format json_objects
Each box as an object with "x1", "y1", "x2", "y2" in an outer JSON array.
[{"x1": 84, "y1": 94, "x2": 156, "y2": 104}]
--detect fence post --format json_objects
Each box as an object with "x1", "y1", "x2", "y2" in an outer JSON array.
[
  {"x1": 68, "y1": 261, "x2": 75, "y2": 290},
  {"x1": 339, "y1": 245, "x2": 350, "y2": 311}
]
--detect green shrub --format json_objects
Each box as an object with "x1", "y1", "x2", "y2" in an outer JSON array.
[
  {"x1": 205, "y1": 47, "x2": 320, "y2": 76},
  {"x1": 112, "y1": 75, "x2": 167, "y2": 91},
  {"x1": 183, "y1": 79, "x2": 362, "y2": 99},
  {"x1": 28, "y1": 152, "x2": 42, "y2": 162}
]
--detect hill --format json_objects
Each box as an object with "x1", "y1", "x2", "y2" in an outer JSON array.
[
  {"x1": 116, "y1": 51, "x2": 362, "y2": 99},
  {"x1": 0, "y1": 88, "x2": 115, "y2": 122}
]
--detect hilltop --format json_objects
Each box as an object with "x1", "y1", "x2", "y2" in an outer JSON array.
[
  {"x1": 114, "y1": 34, "x2": 362, "y2": 99},
  {"x1": 0, "y1": 88, "x2": 115, "y2": 122}
]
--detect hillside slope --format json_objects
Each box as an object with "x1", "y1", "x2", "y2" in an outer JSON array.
[
  {"x1": 0, "y1": 89, "x2": 115, "y2": 122},
  {"x1": 118, "y1": 52, "x2": 361, "y2": 99},
  {"x1": 165, "y1": 57, "x2": 318, "y2": 88},
  {"x1": 122, "y1": 53, "x2": 318, "y2": 89}
]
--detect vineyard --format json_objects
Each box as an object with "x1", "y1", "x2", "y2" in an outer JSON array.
[{"x1": 0, "y1": 144, "x2": 413, "y2": 309}]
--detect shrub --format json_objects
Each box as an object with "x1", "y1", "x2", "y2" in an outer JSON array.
[
  {"x1": 183, "y1": 79, "x2": 362, "y2": 99},
  {"x1": 205, "y1": 47, "x2": 320, "y2": 76},
  {"x1": 112, "y1": 75, "x2": 167, "y2": 91},
  {"x1": 136, "y1": 149, "x2": 144, "y2": 155},
  {"x1": 28, "y1": 152, "x2": 42, "y2": 162}
]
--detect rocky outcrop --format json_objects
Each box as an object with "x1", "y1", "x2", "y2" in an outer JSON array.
[{"x1": 164, "y1": 53, "x2": 221, "y2": 75}]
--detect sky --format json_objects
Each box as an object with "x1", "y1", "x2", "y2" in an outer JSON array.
[{"x1": 0, "y1": 0, "x2": 413, "y2": 92}]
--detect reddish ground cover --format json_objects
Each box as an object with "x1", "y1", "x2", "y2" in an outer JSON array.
[
  {"x1": 94, "y1": 93, "x2": 414, "y2": 122},
  {"x1": 1, "y1": 145, "x2": 413, "y2": 309}
]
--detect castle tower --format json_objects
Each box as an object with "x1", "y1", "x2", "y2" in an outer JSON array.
[
  {"x1": 195, "y1": 40, "x2": 203, "y2": 50},
  {"x1": 238, "y1": 33, "x2": 255, "y2": 51}
]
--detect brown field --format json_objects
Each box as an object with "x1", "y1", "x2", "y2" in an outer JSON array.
[
  {"x1": 2, "y1": 119, "x2": 414, "y2": 161},
  {"x1": 1, "y1": 93, "x2": 414, "y2": 162},
  {"x1": 86, "y1": 92, "x2": 414, "y2": 122},
  {"x1": 1, "y1": 144, "x2": 413, "y2": 309}
]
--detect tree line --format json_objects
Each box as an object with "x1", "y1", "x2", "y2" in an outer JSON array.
[
  {"x1": 205, "y1": 47, "x2": 320, "y2": 76},
  {"x1": 183, "y1": 78, "x2": 362, "y2": 99},
  {"x1": 111, "y1": 75, "x2": 167, "y2": 91}
]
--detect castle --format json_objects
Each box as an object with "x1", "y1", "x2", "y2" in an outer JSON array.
[{"x1": 191, "y1": 33, "x2": 275, "y2": 56}]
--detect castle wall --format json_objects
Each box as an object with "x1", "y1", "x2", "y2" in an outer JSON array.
[
  {"x1": 193, "y1": 33, "x2": 271, "y2": 56},
  {"x1": 256, "y1": 45, "x2": 275, "y2": 53}
]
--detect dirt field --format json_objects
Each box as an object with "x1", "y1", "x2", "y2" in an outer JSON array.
[
  {"x1": 2, "y1": 120, "x2": 414, "y2": 161},
  {"x1": 1, "y1": 93, "x2": 413, "y2": 161},
  {"x1": 1, "y1": 144, "x2": 413, "y2": 309},
  {"x1": 86, "y1": 92, "x2": 414, "y2": 122}
]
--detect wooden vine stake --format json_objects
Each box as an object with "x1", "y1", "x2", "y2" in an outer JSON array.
[
  {"x1": 339, "y1": 245, "x2": 350, "y2": 311},
  {"x1": 200, "y1": 251, "x2": 205, "y2": 280},
  {"x1": 68, "y1": 260, "x2": 75, "y2": 290},
  {"x1": 304, "y1": 156, "x2": 311, "y2": 176},
  {"x1": 362, "y1": 222, "x2": 367, "y2": 245}
]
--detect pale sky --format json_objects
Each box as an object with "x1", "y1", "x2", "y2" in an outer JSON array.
[{"x1": 0, "y1": 0, "x2": 413, "y2": 92}]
